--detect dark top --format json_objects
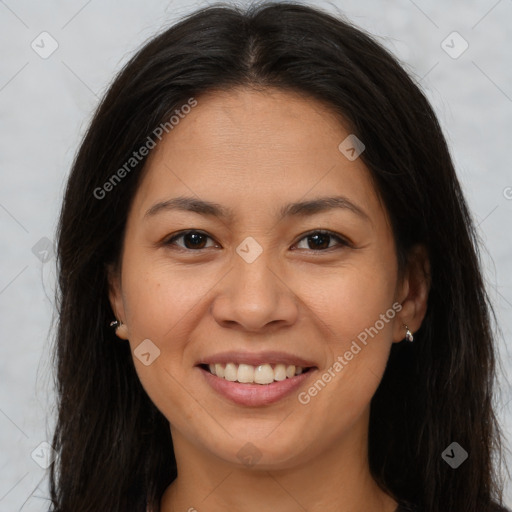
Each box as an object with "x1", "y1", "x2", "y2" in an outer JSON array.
[
  {"x1": 395, "y1": 502, "x2": 510, "y2": 512},
  {"x1": 395, "y1": 503, "x2": 416, "y2": 512}
]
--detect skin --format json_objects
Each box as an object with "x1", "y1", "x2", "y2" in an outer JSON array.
[{"x1": 109, "y1": 87, "x2": 430, "y2": 512}]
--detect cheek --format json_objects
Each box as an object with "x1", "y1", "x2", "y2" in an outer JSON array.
[
  {"x1": 121, "y1": 254, "x2": 220, "y2": 343},
  {"x1": 303, "y1": 262, "x2": 397, "y2": 403},
  {"x1": 306, "y1": 262, "x2": 397, "y2": 343},
  {"x1": 119, "y1": 255, "x2": 210, "y2": 424}
]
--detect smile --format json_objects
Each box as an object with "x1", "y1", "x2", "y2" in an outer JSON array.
[{"x1": 202, "y1": 362, "x2": 311, "y2": 384}]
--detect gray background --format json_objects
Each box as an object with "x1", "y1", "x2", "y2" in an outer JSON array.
[{"x1": 0, "y1": 0, "x2": 511, "y2": 509}]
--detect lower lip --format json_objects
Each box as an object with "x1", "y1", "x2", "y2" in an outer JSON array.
[{"x1": 199, "y1": 366, "x2": 315, "y2": 406}]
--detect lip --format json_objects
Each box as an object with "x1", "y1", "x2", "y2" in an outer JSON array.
[
  {"x1": 197, "y1": 351, "x2": 318, "y2": 406},
  {"x1": 199, "y1": 367, "x2": 315, "y2": 406},
  {"x1": 198, "y1": 362, "x2": 317, "y2": 407},
  {"x1": 196, "y1": 350, "x2": 317, "y2": 368}
]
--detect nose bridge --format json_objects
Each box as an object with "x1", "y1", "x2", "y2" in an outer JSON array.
[
  {"x1": 211, "y1": 236, "x2": 298, "y2": 331},
  {"x1": 232, "y1": 240, "x2": 279, "y2": 310},
  {"x1": 235, "y1": 243, "x2": 274, "y2": 297}
]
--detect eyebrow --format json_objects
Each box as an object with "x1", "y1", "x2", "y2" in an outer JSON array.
[{"x1": 144, "y1": 195, "x2": 370, "y2": 222}]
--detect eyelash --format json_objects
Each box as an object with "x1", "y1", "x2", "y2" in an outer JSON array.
[{"x1": 163, "y1": 229, "x2": 352, "y2": 253}]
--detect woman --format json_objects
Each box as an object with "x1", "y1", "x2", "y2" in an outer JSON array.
[{"x1": 50, "y1": 2, "x2": 509, "y2": 511}]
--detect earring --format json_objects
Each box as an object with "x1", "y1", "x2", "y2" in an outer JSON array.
[
  {"x1": 110, "y1": 319, "x2": 128, "y2": 340},
  {"x1": 404, "y1": 324, "x2": 414, "y2": 342},
  {"x1": 110, "y1": 319, "x2": 121, "y2": 330}
]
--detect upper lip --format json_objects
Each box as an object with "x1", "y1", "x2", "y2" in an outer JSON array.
[{"x1": 197, "y1": 350, "x2": 317, "y2": 368}]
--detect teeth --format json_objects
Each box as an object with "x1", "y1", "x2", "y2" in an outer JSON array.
[
  {"x1": 224, "y1": 363, "x2": 237, "y2": 381},
  {"x1": 237, "y1": 364, "x2": 254, "y2": 383},
  {"x1": 214, "y1": 363, "x2": 225, "y2": 378},
  {"x1": 274, "y1": 364, "x2": 287, "y2": 381},
  {"x1": 285, "y1": 365, "x2": 296, "y2": 378},
  {"x1": 254, "y1": 364, "x2": 274, "y2": 384},
  {"x1": 205, "y1": 362, "x2": 306, "y2": 384}
]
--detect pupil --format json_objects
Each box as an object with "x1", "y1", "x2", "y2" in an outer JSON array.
[
  {"x1": 185, "y1": 232, "x2": 206, "y2": 249},
  {"x1": 309, "y1": 234, "x2": 329, "y2": 250}
]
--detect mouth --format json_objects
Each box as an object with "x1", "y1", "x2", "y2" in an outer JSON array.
[
  {"x1": 199, "y1": 362, "x2": 315, "y2": 385},
  {"x1": 196, "y1": 352, "x2": 318, "y2": 406}
]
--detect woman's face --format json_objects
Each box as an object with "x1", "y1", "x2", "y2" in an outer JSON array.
[{"x1": 109, "y1": 87, "x2": 424, "y2": 469}]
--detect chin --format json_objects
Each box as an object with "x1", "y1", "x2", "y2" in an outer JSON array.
[{"x1": 201, "y1": 429, "x2": 315, "y2": 470}]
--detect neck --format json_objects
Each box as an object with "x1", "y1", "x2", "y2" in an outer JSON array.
[{"x1": 160, "y1": 410, "x2": 397, "y2": 512}]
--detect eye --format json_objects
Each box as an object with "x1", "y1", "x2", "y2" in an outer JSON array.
[
  {"x1": 163, "y1": 229, "x2": 351, "y2": 252},
  {"x1": 163, "y1": 230, "x2": 217, "y2": 250},
  {"x1": 293, "y1": 230, "x2": 351, "y2": 251}
]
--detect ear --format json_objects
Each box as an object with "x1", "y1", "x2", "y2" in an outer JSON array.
[
  {"x1": 107, "y1": 263, "x2": 129, "y2": 340},
  {"x1": 393, "y1": 244, "x2": 431, "y2": 342}
]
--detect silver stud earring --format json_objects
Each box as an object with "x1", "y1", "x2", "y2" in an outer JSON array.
[
  {"x1": 110, "y1": 319, "x2": 121, "y2": 330},
  {"x1": 404, "y1": 324, "x2": 414, "y2": 342}
]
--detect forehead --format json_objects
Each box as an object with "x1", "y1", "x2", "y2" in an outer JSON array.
[
  {"x1": 132, "y1": 87, "x2": 384, "y2": 225},
  {"x1": 152, "y1": 87, "x2": 354, "y2": 161}
]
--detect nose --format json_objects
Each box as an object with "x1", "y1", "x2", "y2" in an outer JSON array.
[{"x1": 210, "y1": 247, "x2": 299, "y2": 333}]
